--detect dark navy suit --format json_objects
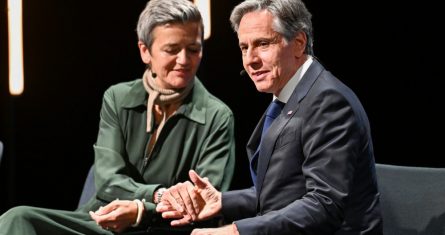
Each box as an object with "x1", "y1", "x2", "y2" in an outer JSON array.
[{"x1": 222, "y1": 60, "x2": 382, "y2": 235}]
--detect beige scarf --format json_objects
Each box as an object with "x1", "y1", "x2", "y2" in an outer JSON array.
[{"x1": 142, "y1": 69, "x2": 194, "y2": 134}]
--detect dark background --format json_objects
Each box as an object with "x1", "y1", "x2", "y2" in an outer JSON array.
[{"x1": 0, "y1": 0, "x2": 443, "y2": 213}]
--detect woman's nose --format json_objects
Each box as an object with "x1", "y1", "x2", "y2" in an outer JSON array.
[{"x1": 176, "y1": 49, "x2": 189, "y2": 65}]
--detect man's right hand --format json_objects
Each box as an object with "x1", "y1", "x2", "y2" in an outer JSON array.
[{"x1": 156, "y1": 170, "x2": 222, "y2": 226}]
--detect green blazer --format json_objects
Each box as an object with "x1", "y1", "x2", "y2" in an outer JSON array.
[{"x1": 81, "y1": 77, "x2": 235, "y2": 224}]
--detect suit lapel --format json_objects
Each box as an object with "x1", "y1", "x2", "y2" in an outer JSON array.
[
  {"x1": 246, "y1": 114, "x2": 266, "y2": 163},
  {"x1": 256, "y1": 109, "x2": 294, "y2": 195},
  {"x1": 255, "y1": 60, "x2": 325, "y2": 197}
]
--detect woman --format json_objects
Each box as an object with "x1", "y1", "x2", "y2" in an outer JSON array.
[{"x1": 0, "y1": 0, "x2": 235, "y2": 234}]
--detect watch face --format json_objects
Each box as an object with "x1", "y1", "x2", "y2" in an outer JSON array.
[{"x1": 156, "y1": 188, "x2": 166, "y2": 204}]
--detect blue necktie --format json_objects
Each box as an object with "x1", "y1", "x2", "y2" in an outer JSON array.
[{"x1": 250, "y1": 99, "x2": 285, "y2": 188}]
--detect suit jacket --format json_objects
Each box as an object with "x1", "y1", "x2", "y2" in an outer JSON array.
[{"x1": 222, "y1": 60, "x2": 382, "y2": 235}]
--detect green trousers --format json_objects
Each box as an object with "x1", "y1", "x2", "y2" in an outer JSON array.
[
  {"x1": 0, "y1": 206, "x2": 113, "y2": 235},
  {"x1": 0, "y1": 206, "x2": 199, "y2": 235}
]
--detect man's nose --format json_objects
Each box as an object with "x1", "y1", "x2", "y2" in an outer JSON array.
[{"x1": 244, "y1": 48, "x2": 260, "y2": 67}]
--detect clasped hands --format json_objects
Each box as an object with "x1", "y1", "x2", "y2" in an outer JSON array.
[
  {"x1": 156, "y1": 170, "x2": 221, "y2": 225},
  {"x1": 156, "y1": 170, "x2": 239, "y2": 235}
]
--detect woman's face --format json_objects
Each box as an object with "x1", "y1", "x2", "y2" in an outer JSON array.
[{"x1": 139, "y1": 21, "x2": 203, "y2": 89}]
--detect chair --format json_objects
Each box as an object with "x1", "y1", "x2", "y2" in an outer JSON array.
[
  {"x1": 0, "y1": 141, "x2": 3, "y2": 164},
  {"x1": 78, "y1": 164, "x2": 95, "y2": 209},
  {"x1": 375, "y1": 163, "x2": 445, "y2": 235}
]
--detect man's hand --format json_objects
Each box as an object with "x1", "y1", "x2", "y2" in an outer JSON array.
[
  {"x1": 156, "y1": 170, "x2": 223, "y2": 226},
  {"x1": 89, "y1": 199, "x2": 140, "y2": 233},
  {"x1": 156, "y1": 181, "x2": 196, "y2": 223},
  {"x1": 191, "y1": 224, "x2": 240, "y2": 235}
]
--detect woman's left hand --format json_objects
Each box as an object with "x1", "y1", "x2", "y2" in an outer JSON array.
[{"x1": 89, "y1": 199, "x2": 140, "y2": 233}]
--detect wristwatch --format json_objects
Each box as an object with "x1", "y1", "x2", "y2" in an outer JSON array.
[{"x1": 154, "y1": 188, "x2": 167, "y2": 204}]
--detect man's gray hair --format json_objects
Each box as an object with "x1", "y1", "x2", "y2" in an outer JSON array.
[
  {"x1": 136, "y1": 0, "x2": 203, "y2": 50},
  {"x1": 230, "y1": 0, "x2": 313, "y2": 55}
]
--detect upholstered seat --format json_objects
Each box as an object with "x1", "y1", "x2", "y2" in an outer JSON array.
[
  {"x1": 77, "y1": 165, "x2": 95, "y2": 209},
  {"x1": 0, "y1": 141, "x2": 3, "y2": 163},
  {"x1": 375, "y1": 163, "x2": 445, "y2": 235}
]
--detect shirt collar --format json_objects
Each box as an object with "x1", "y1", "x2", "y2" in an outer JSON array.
[{"x1": 275, "y1": 55, "x2": 313, "y2": 103}]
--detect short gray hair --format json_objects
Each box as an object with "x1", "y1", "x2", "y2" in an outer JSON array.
[
  {"x1": 230, "y1": 0, "x2": 313, "y2": 55},
  {"x1": 136, "y1": 0, "x2": 203, "y2": 50}
]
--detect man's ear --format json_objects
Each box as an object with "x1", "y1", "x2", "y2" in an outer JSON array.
[
  {"x1": 138, "y1": 41, "x2": 151, "y2": 64},
  {"x1": 293, "y1": 31, "x2": 307, "y2": 57}
]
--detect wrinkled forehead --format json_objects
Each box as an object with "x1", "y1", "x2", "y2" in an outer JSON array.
[{"x1": 238, "y1": 11, "x2": 278, "y2": 41}]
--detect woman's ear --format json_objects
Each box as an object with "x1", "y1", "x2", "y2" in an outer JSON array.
[{"x1": 138, "y1": 41, "x2": 151, "y2": 64}]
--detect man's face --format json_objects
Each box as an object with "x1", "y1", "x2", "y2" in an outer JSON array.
[
  {"x1": 238, "y1": 10, "x2": 302, "y2": 95},
  {"x1": 139, "y1": 22, "x2": 202, "y2": 89}
]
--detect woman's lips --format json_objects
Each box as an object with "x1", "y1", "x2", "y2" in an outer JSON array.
[{"x1": 172, "y1": 69, "x2": 190, "y2": 76}]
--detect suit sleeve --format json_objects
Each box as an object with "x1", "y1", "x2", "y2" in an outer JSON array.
[
  {"x1": 221, "y1": 187, "x2": 257, "y2": 221},
  {"x1": 234, "y1": 89, "x2": 366, "y2": 234}
]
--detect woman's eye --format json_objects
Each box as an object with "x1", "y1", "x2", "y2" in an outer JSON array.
[
  {"x1": 164, "y1": 47, "x2": 180, "y2": 54},
  {"x1": 187, "y1": 47, "x2": 201, "y2": 53}
]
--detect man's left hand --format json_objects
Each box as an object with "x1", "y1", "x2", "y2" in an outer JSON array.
[{"x1": 191, "y1": 224, "x2": 240, "y2": 235}]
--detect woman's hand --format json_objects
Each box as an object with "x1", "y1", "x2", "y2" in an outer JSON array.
[{"x1": 89, "y1": 199, "x2": 141, "y2": 233}]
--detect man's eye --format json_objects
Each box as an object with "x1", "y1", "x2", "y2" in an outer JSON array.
[{"x1": 259, "y1": 41, "x2": 269, "y2": 47}]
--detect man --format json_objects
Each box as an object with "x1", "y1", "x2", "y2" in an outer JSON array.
[{"x1": 157, "y1": 0, "x2": 383, "y2": 234}]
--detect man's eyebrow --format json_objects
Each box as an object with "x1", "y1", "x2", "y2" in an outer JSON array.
[
  {"x1": 239, "y1": 35, "x2": 281, "y2": 47},
  {"x1": 259, "y1": 35, "x2": 280, "y2": 43}
]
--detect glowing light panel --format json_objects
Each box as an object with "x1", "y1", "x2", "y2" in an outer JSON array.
[
  {"x1": 194, "y1": 0, "x2": 211, "y2": 40},
  {"x1": 8, "y1": 0, "x2": 24, "y2": 95}
]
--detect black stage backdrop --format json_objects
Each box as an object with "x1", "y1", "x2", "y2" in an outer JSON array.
[{"x1": 0, "y1": 0, "x2": 443, "y2": 213}]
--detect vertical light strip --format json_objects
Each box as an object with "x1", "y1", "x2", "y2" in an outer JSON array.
[
  {"x1": 8, "y1": 0, "x2": 24, "y2": 95},
  {"x1": 194, "y1": 0, "x2": 211, "y2": 40}
]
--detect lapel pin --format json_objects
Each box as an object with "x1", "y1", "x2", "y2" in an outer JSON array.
[{"x1": 287, "y1": 111, "x2": 293, "y2": 115}]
